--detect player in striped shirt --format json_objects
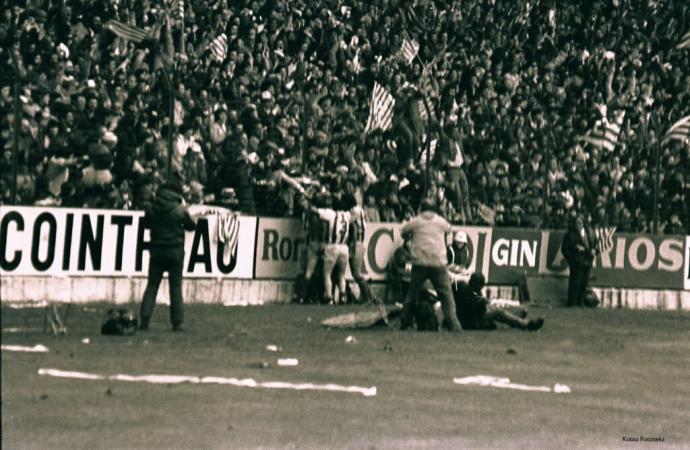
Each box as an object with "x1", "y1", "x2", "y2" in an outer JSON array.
[
  {"x1": 309, "y1": 192, "x2": 351, "y2": 304},
  {"x1": 294, "y1": 192, "x2": 324, "y2": 304},
  {"x1": 343, "y1": 194, "x2": 373, "y2": 304}
]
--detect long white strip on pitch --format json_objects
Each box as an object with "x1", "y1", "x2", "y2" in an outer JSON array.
[
  {"x1": 38, "y1": 368, "x2": 377, "y2": 397},
  {"x1": 454, "y1": 375, "x2": 571, "y2": 393},
  {"x1": 2, "y1": 344, "x2": 49, "y2": 352}
]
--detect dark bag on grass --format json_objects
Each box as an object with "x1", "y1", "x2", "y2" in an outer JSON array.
[
  {"x1": 101, "y1": 309, "x2": 138, "y2": 335},
  {"x1": 584, "y1": 288, "x2": 600, "y2": 308}
]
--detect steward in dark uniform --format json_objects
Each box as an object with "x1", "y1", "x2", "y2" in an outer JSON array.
[
  {"x1": 560, "y1": 215, "x2": 597, "y2": 307},
  {"x1": 140, "y1": 176, "x2": 196, "y2": 331}
]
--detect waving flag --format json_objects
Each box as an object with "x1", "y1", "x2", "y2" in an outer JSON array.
[
  {"x1": 676, "y1": 30, "x2": 690, "y2": 49},
  {"x1": 209, "y1": 33, "x2": 227, "y2": 62},
  {"x1": 218, "y1": 212, "x2": 240, "y2": 259},
  {"x1": 400, "y1": 37, "x2": 419, "y2": 63},
  {"x1": 594, "y1": 226, "x2": 616, "y2": 254},
  {"x1": 662, "y1": 115, "x2": 690, "y2": 144},
  {"x1": 364, "y1": 82, "x2": 395, "y2": 134},
  {"x1": 105, "y1": 19, "x2": 151, "y2": 43},
  {"x1": 584, "y1": 110, "x2": 625, "y2": 152}
]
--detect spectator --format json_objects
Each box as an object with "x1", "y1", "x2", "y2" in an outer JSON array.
[{"x1": 0, "y1": 0, "x2": 687, "y2": 236}]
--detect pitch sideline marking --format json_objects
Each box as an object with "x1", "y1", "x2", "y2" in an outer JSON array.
[
  {"x1": 454, "y1": 375, "x2": 571, "y2": 393},
  {"x1": 38, "y1": 368, "x2": 377, "y2": 397}
]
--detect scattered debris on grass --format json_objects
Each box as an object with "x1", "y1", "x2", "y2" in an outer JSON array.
[
  {"x1": 454, "y1": 375, "x2": 572, "y2": 394},
  {"x1": 1, "y1": 344, "x2": 49, "y2": 353},
  {"x1": 345, "y1": 336, "x2": 357, "y2": 343},
  {"x1": 277, "y1": 358, "x2": 299, "y2": 367},
  {"x1": 38, "y1": 368, "x2": 377, "y2": 397}
]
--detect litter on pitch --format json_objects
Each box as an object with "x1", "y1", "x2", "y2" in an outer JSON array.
[
  {"x1": 276, "y1": 358, "x2": 299, "y2": 366},
  {"x1": 453, "y1": 375, "x2": 571, "y2": 394},
  {"x1": 2, "y1": 344, "x2": 49, "y2": 353},
  {"x1": 38, "y1": 368, "x2": 377, "y2": 397}
]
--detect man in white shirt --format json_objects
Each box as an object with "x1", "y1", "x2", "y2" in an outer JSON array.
[{"x1": 399, "y1": 198, "x2": 462, "y2": 332}]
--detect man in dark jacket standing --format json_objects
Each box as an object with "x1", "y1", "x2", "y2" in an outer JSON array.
[
  {"x1": 560, "y1": 215, "x2": 597, "y2": 307},
  {"x1": 140, "y1": 175, "x2": 196, "y2": 331}
]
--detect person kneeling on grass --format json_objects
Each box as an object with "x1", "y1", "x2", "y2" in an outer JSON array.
[{"x1": 454, "y1": 273, "x2": 544, "y2": 331}]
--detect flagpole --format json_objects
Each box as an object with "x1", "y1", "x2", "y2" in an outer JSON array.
[
  {"x1": 542, "y1": 128, "x2": 550, "y2": 229},
  {"x1": 419, "y1": 93, "x2": 433, "y2": 206},
  {"x1": 652, "y1": 109, "x2": 662, "y2": 234},
  {"x1": 159, "y1": 63, "x2": 175, "y2": 179},
  {"x1": 10, "y1": 49, "x2": 20, "y2": 204}
]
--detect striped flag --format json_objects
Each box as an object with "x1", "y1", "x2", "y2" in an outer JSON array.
[
  {"x1": 584, "y1": 110, "x2": 625, "y2": 152},
  {"x1": 364, "y1": 82, "x2": 395, "y2": 134},
  {"x1": 105, "y1": 19, "x2": 151, "y2": 43},
  {"x1": 400, "y1": 37, "x2": 419, "y2": 64},
  {"x1": 418, "y1": 98, "x2": 437, "y2": 123},
  {"x1": 594, "y1": 226, "x2": 616, "y2": 254},
  {"x1": 418, "y1": 99, "x2": 428, "y2": 122},
  {"x1": 417, "y1": 61, "x2": 438, "y2": 123},
  {"x1": 676, "y1": 30, "x2": 690, "y2": 49},
  {"x1": 218, "y1": 212, "x2": 241, "y2": 259},
  {"x1": 662, "y1": 115, "x2": 690, "y2": 144},
  {"x1": 209, "y1": 33, "x2": 227, "y2": 63},
  {"x1": 178, "y1": 0, "x2": 184, "y2": 20}
]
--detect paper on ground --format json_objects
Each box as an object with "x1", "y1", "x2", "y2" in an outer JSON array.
[
  {"x1": 2, "y1": 344, "x2": 49, "y2": 353},
  {"x1": 454, "y1": 375, "x2": 571, "y2": 393},
  {"x1": 38, "y1": 368, "x2": 376, "y2": 397}
]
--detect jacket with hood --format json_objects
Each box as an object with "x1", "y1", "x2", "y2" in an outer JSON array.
[{"x1": 146, "y1": 184, "x2": 196, "y2": 248}]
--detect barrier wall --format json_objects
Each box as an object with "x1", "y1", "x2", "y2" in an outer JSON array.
[
  {"x1": 0, "y1": 206, "x2": 256, "y2": 278},
  {"x1": 2, "y1": 206, "x2": 689, "y2": 308},
  {"x1": 254, "y1": 218, "x2": 689, "y2": 290}
]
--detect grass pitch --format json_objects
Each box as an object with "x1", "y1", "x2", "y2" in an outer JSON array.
[{"x1": 2, "y1": 302, "x2": 689, "y2": 449}]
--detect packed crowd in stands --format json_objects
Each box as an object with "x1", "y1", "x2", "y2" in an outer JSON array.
[{"x1": 1, "y1": 0, "x2": 689, "y2": 234}]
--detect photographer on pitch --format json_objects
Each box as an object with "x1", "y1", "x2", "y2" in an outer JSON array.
[{"x1": 140, "y1": 173, "x2": 196, "y2": 332}]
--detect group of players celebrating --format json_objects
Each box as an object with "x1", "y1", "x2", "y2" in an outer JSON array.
[{"x1": 292, "y1": 189, "x2": 373, "y2": 306}]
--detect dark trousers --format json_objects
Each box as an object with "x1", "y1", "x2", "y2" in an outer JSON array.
[
  {"x1": 348, "y1": 243, "x2": 372, "y2": 303},
  {"x1": 484, "y1": 307, "x2": 529, "y2": 329},
  {"x1": 401, "y1": 265, "x2": 462, "y2": 331},
  {"x1": 396, "y1": 120, "x2": 419, "y2": 164},
  {"x1": 141, "y1": 247, "x2": 185, "y2": 327},
  {"x1": 567, "y1": 264, "x2": 591, "y2": 307}
]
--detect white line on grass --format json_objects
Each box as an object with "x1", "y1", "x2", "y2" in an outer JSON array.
[{"x1": 38, "y1": 368, "x2": 377, "y2": 397}]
